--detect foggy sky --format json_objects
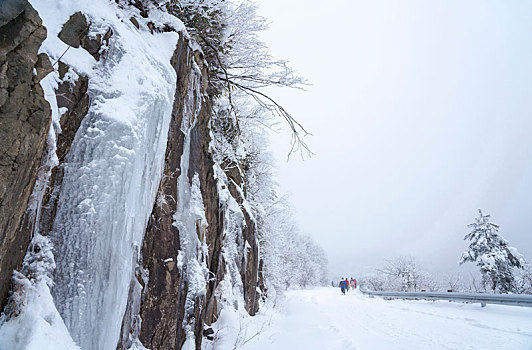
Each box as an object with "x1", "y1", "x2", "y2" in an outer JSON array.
[{"x1": 256, "y1": 0, "x2": 532, "y2": 277}]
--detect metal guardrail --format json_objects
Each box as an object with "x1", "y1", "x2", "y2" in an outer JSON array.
[{"x1": 359, "y1": 287, "x2": 532, "y2": 308}]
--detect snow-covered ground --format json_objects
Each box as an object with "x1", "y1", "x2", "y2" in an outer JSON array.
[{"x1": 208, "y1": 287, "x2": 532, "y2": 350}]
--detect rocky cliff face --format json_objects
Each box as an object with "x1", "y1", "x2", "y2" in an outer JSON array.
[
  {"x1": 128, "y1": 34, "x2": 211, "y2": 350},
  {"x1": 0, "y1": 1, "x2": 261, "y2": 348},
  {"x1": 120, "y1": 31, "x2": 261, "y2": 350},
  {"x1": 0, "y1": 0, "x2": 51, "y2": 312}
]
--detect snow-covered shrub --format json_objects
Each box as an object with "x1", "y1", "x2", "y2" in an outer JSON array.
[
  {"x1": 362, "y1": 257, "x2": 442, "y2": 292},
  {"x1": 376, "y1": 257, "x2": 424, "y2": 292},
  {"x1": 514, "y1": 262, "x2": 532, "y2": 294}
]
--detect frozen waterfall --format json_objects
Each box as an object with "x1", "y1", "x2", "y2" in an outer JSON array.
[{"x1": 32, "y1": 2, "x2": 181, "y2": 348}]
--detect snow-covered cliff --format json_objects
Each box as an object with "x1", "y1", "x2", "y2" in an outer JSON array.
[{"x1": 0, "y1": 1, "x2": 261, "y2": 349}]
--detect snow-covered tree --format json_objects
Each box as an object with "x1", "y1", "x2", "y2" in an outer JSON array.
[
  {"x1": 514, "y1": 261, "x2": 532, "y2": 294},
  {"x1": 367, "y1": 256, "x2": 438, "y2": 292},
  {"x1": 376, "y1": 256, "x2": 424, "y2": 292},
  {"x1": 459, "y1": 209, "x2": 524, "y2": 293},
  {"x1": 166, "y1": 0, "x2": 310, "y2": 156},
  {"x1": 256, "y1": 189, "x2": 328, "y2": 292},
  {"x1": 361, "y1": 273, "x2": 387, "y2": 292},
  {"x1": 442, "y1": 272, "x2": 466, "y2": 292}
]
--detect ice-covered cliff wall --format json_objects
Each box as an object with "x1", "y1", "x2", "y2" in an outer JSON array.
[{"x1": 0, "y1": 1, "x2": 261, "y2": 349}]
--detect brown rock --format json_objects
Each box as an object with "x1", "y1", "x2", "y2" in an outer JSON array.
[
  {"x1": 130, "y1": 17, "x2": 139, "y2": 29},
  {"x1": 0, "y1": 62, "x2": 8, "y2": 107},
  {"x1": 132, "y1": 33, "x2": 191, "y2": 350},
  {"x1": 0, "y1": 0, "x2": 42, "y2": 58},
  {"x1": 147, "y1": 21, "x2": 154, "y2": 33},
  {"x1": 120, "y1": 32, "x2": 261, "y2": 350},
  {"x1": 57, "y1": 60, "x2": 68, "y2": 79},
  {"x1": 80, "y1": 27, "x2": 113, "y2": 61},
  {"x1": 99, "y1": 27, "x2": 113, "y2": 58},
  {"x1": 0, "y1": 0, "x2": 51, "y2": 311},
  {"x1": 33, "y1": 52, "x2": 53, "y2": 83},
  {"x1": 58, "y1": 11, "x2": 88, "y2": 48},
  {"x1": 119, "y1": 32, "x2": 225, "y2": 350},
  {"x1": 226, "y1": 165, "x2": 260, "y2": 315},
  {"x1": 36, "y1": 63, "x2": 90, "y2": 238},
  {"x1": 0, "y1": 0, "x2": 27, "y2": 28},
  {"x1": 81, "y1": 34, "x2": 101, "y2": 59}
]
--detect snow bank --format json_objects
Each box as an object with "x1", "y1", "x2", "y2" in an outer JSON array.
[
  {"x1": 0, "y1": 273, "x2": 79, "y2": 350},
  {"x1": 202, "y1": 274, "x2": 275, "y2": 350},
  {"x1": 0, "y1": 234, "x2": 79, "y2": 350}
]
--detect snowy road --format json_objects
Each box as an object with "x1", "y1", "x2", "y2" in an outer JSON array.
[{"x1": 211, "y1": 287, "x2": 532, "y2": 350}]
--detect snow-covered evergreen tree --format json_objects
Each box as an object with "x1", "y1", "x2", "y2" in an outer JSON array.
[{"x1": 459, "y1": 209, "x2": 524, "y2": 293}]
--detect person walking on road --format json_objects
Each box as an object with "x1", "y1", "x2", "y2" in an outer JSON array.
[{"x1": 340, "y1": 278, "x2": 346, "y2": 295}]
